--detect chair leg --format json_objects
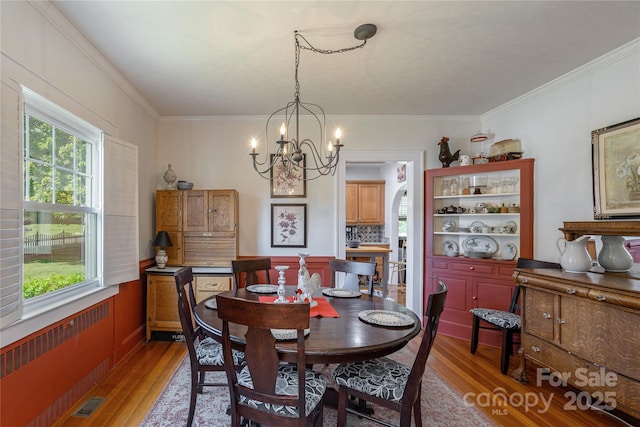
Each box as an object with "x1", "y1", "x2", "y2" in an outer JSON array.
[
  {"x1": 188, "y1": 371, "x2": 198, "y2": 427},
  {"x1": 413, "y1": 386, "x2": 422, "y2": 427},
  {"x1": 470, "y1": 315, "x2": 480, "y2": 354},
  {"x1": 337, "y1": 386, "x2": 348, "y2": 427},
  {"x1": 500, "y1": 329, "x2": 512, "y2": 375}
]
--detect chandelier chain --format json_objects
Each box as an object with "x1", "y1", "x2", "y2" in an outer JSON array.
[{"x1": 294, "y1": 32, "x2": 368, "y2": 100}]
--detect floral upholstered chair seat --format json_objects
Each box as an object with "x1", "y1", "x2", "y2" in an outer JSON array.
[
  {"x1": 237, "y1": 364, "x2": 327, "y2": 417},
  {"x1": 196, "y1": 337, "x2": 245, "y2": 366},
  {"x1": 469, "y1": 308, "x2": 520, "y2": 329},
  {"x1": 333, "y1": 357, "x2": 410, "y2": 403}
]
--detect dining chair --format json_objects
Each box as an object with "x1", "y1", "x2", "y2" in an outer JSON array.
[
  {"x1": 329, "y1": 258, "x2": 377, "y2": 295},
  {"x1": 470, "y1": 257, "x2": 561, "y2": 374},
  {"x1": 174, "y1": 267, "x2": 245, "y2": 427},
  {"x1": 216, "y1": 294, "x2": 327, "y2": 427},
  {"x1": 231, "y1": 257, "x2": 272, "y2": 289},
  {"x1": 388, "y1": 239, "x2": 407, "y2": 285},
  {"x1": 332, "y1": 281, "x2": 448, "y2": 427}
]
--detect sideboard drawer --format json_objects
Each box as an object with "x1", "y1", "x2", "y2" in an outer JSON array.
[{"x1": 194, "y1": 276, "x2": 231, "y2": 303}]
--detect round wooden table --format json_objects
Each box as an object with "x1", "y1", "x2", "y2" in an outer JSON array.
[{"x1": 194, "y1": 286, "x2": 422, "y2": 365}]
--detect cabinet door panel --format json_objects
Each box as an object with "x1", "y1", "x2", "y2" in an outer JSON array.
[
  {"x1": 210, "y1": 191, "x2": 236, "y2": 232},
  {"x1": 345, "y1": 184, "x2": 358, "y2": 224},
  {"x1": 358, "y1": 183, "x2": 384, "y2": 224},
  {"x1": 560, "y1": 297, "x2": 640, "y2": 380},
  {"x1": 156, "y1": 191, "x2": 182, "y2": 231},
  {"x1": 165, "y1": 231, "x2": 183, "y2": 266},
  {"x1": 523, "y1": 288, "x2": 555, "y2": 341},
  {"x1": 183, "y1": 190, "x2": 208, "y2": 231},
  {"x1": 475, "y1": 278, "x2": 514, "y2": 311}
]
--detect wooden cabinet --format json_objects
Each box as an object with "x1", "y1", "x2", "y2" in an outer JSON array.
[
  {"x1": 424, "y1": 159, "x2": 534, "y2": 346},
  {"x1": 346, "y1": 180, "x2": 385, "y2": 225},
  {"x1": 146, "y1": 268, "x2": 232, "y2": 341},
  {"x1": 156, "y1": 191, "x2": 184, "y2": 265},
  {"x1": 515, "y1": 267, "x2": 640, "y2": 419},
  {"x1": 183, "y1": 190, "x2": 237, "y2": 233},
  {"x1": 427, "y1": 256, "x2": 516, "y2": 346},
  {"x1": 156, "y1": 189, "x2": 238, "y2": 267}
]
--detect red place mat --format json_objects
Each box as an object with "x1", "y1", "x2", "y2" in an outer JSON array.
[{"x1": 258, "y1": 296, "x2": 340, "y2": 318}]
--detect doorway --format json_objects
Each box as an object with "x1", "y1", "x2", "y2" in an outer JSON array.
[{"x1": 337, "y1": 151, "x2": 424, "y2": 317}]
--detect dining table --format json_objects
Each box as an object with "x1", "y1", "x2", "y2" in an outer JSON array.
[{"x1": 193, "y1": 285, "x2": 422, "y2": 365}]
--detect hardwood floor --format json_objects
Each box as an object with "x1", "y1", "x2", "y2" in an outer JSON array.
[{"x1": 52, "y1": 333, "x2": 635, "y2": 426}]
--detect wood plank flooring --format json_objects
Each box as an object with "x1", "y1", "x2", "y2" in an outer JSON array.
[{"x1": 52, "y1": 333, "x2": 636, "y2": 426}]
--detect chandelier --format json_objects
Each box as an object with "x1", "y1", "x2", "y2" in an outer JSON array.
[{"x1": 250, "y1": 24, "x2": 377, "y2": 181}]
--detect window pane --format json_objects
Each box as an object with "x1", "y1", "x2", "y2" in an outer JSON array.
[
  {"x1": 76, "y1": 139, "x2": 90, "y2": 174},
  {"x1": 26, "y1": 161, "x2": 53, "y2": 203},
  {"x1": 27, "y1": 117, "x2": 52, "y2": 163},
  {"x1": 23, "y1": 210, "x2": 97, "y2": 299},
  {"x1": 55, "y1": 169, "x2": 74, "y2": 205},
  {"x1": 76, "y1": 175, "x2": 88, "y2": 206},
  {"x1": 54, "y1": 129, "x2": 75, "y2": 169}
]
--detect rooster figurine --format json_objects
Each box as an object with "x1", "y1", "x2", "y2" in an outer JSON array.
[{"x1": 438, "y1": 137, "x2": 460, "y2": 168}]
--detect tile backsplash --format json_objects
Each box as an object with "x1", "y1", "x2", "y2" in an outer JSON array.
[{"x1": 346, "y1": 225, "x2": 386, "y2": 243}]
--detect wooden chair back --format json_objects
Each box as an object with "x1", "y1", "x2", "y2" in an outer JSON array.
[
  {"x1": 231, "y1": 257, "x2": 272, "y2": 289},
  {"x1": 401, "y1": 281, "x2": 448, "y2": 416},
  {"x1": 216, "y1": 294, "x2": 313, "y2": 426},
  {"x1": 329, "y1": 259, "x2": 377, "y2": 295},
  {"x1": 175, "y1": 267, "x2": 198, "y2": 343}
]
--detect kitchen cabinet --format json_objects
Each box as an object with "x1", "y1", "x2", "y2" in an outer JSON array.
[
  {"x1": 514, "y1": 266, "x2": 640, "y2": 420},
  {"x1": 346, "y1": 180, "x2": 385, "y2": 225},
  {"x1": 145, "y1": 267, "x2": 232, "y2": 341},
  {"x1": 155, "y1": 189, "x2": 238, "y2": 267},
  {"x1": 424, "y1": 159, "x2": 534, "y2": 345}
]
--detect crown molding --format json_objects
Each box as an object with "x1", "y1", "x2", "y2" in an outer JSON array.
[
  {"x1": 483, "y1": 38, "x2": 640, "y2": 121},
  {"x1": 31, "y1": 0, "x2": 160, "y2": 122}
]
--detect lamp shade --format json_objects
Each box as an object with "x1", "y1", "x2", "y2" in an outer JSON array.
[{"x1": 152, "y1": 231, "x2": 173, "y2": 248}]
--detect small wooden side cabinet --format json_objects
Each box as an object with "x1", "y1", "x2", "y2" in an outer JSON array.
[
  {"x1": 145, "y1": 266, "x2": 232, "y2": 341},
  {"x1": 514, "y1": 266, "x2": 640, "y2": 419}
]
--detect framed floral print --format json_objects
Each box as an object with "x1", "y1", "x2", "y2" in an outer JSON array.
[
  {"x1": 270, "y1": 154, "x2": 306, "y2": 198},
  {"x1": 592, "y1": 117, "x2": 640, "y2": 219},
  {"x1": 271, "y1": 204, "x2": 307, "y2": 248}
]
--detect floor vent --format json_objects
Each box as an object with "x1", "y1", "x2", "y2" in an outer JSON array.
[{"x1": 72, "y1": 397, "x2": 105, "y2": 418}]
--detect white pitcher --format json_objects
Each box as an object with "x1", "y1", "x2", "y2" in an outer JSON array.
[
  {"x1": 556, "y1": 235, "x2": 592, "y2": 273},
  {"x1": 598, "y1": 235, "x2": 634, "y2": 272}
]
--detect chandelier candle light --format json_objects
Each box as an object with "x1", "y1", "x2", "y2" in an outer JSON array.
[{"x1": 249, "y1": 24, "x2": 377, "y2": 180}]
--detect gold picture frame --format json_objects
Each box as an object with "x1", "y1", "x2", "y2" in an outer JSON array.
[{"x1": 592, "y1": 117, "x2": 640, "y2": 219}]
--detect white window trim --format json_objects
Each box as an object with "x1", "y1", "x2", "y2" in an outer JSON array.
[{"x1": 0, "y1": 87, "x2": 139, "y2": 347}]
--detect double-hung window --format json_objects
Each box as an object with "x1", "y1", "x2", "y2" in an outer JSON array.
[{"x1": 22, "y1": 89, "x2": 102, "y2": 309}]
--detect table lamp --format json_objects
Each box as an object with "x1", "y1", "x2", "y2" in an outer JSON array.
[{"x1": 152, "y1": 231, "x2": 173, "y2": 268}]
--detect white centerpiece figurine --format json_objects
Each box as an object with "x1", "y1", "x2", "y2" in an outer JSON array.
[
  {"x1": 274, "y1": 265, "x2": 290, "y2": 303},
  {"x1": 296, "y1": 254, "x2": 321, "y2": 306}
]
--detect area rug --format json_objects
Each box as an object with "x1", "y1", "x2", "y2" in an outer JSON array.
[{"x1": 141, "y1": 345, "x2": 493, "y2": 427}]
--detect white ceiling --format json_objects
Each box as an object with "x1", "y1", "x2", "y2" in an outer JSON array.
[{"x1": 50, "y1": 1, "x2": 640, "y2": 117}]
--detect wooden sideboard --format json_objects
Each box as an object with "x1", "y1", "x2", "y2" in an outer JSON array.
[{"x1": 513, "y1": 266, "x2": 640, "y2": 419}]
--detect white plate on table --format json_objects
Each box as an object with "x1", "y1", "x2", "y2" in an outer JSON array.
[
  {"x1": 322, "y1": 288, "x2": 361, "y2": 298},
  {"x1": 271, "y1": 328, "x2": 311, "y2": 341},
  {"x1": 358, "y1": 310, "x2": 415, "y2": 328},
  {"x1": 204, "y1": 298, "x2": 217, "y2": 309},
  {"x1": 246, "y1": 284, "x2": 279, "y2": 294}
]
